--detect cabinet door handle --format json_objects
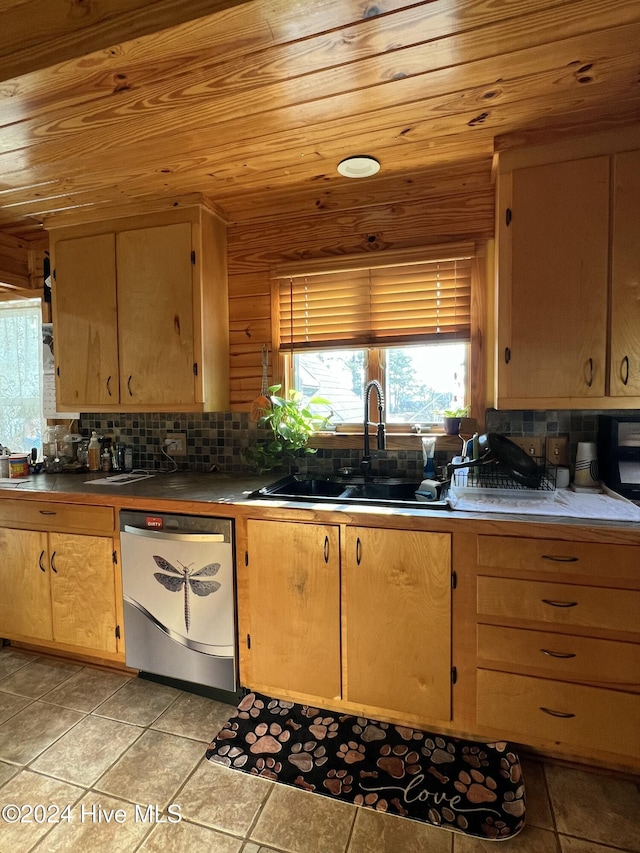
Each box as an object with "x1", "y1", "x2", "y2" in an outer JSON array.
[
  {"x1": 542, "y1": 598, "x2": 578, "y2": 608},
  {"x1": 586, "y1": 357, "x2": 594, "y2": 387},
  {"x1": 356, "y1": 537, "x2": 362, "y2": 566},
  {"x1": 38, "y1": 550, "x2": 46, "y2": 572},
  {"x1": 621, "y1": 355, "x2": 630, "y2": 386},
  {"x1": 127, "y1": 375, "x2": 133, "y2": 396},
  {"x1": 50, "y1": 551, "x2": 58, "y2": 573},
  {"x1": 323, "y1": 535, "x2": 329, "y2": 564},
  {"x1": 106, "y1": 375, "x2": 112, "y2": 396},
  {"x1": 504, "y1": 346, "x2": 511, "y2": 364},
  {"x1": 540, "y1": 648, "x2": 576, "y2": 659},
  {"x1": 542, "y1": 554, "x2": 578, "y2": 563},
  {"x1": 540, "y1": 707, "x2": 575, "y2": 719}
]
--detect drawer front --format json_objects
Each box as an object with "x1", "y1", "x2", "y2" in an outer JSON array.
[
  {"x1": 477, "y1": 669, "x2": 640, "y2": 759},
  {"x1": 477, "y1": 576, "x2": 640, "y2": 634},
  {"x1": 478, "y1": 535, "x2": 638, "y2": 581},
  {"x1": 0, "y1": 499, "x2": 114, "y2": 535},
  {"x1": 477, "y1": 624, "x2": 640, "y2": 688}
]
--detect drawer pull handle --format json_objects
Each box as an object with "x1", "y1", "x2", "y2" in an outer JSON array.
[
  {"x1": 541, "y1": 648, "x2": 576, "y2": 659},
  {"x1": 542, "y1": 599, "x2": 578, "y2": 608},
  {"x1": 39, "y1": 510, "x2": 57, "y2": 516},
  {"x1": 540, "y1": 707, "x2": 575, "y2": 719},
  {"x1": 541, "y1": 555, "x2": 578, "y2": 563}
]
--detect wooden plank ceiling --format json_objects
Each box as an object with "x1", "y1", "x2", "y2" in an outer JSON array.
[{"x1": 1, "y1": 0, "x2": 639, "y2": 242}]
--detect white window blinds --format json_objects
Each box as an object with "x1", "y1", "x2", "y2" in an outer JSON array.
[{"x1": 277, "y1": 247, "x2": 472, "y2": 351}]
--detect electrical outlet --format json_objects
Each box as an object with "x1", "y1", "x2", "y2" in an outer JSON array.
[
  {"x1": 508, "y1": 436, "x2": 543, "y2": 458},
  {"x1": 164, "y1": 433, "x2": 187, "y2": 456},
  {"x1": 546, "y1": 436, "x2": 569, "y2": 466}
]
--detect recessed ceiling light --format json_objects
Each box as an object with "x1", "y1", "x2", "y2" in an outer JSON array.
[{"x1": 337, "y1": 156, "x2": 380, "y2": 178}]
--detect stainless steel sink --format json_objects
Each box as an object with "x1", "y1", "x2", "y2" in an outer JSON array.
[{"x1": 247, "y1": 474, "x2": 451, "y2": 509}]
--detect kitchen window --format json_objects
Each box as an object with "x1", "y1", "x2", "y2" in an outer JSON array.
[
  {"x1": 0, "y1": 298, "x2": 45, "y2": 453},
  {"x1": 275, "y1": 243, "x2": 480, "y2": 429}
]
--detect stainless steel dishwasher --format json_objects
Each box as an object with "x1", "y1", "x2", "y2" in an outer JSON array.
[{"x1": 120, "y1": 510, "x2": 236, "y2": 693}]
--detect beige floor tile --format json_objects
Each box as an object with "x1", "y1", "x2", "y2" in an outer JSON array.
[
  {"x1": 0, "y1": 758, "x2": 19, "y2": 787},
  {"x1": 453, "y1": 825, "x2": 558, "y2": 852},
  {"x1": 38, "y1": 791, "x2": 151, "y2": 852},
  {"x1": 242, "y1": 845, "x2": 280, "y2": 853},
  {"x1": 251, "y1": 784, "x2": 356, "y2": 853},
  {"x1": 177, "y1": 761, "x2": 272, "y2": 835},
  {"x1": 0, "y1": 701, "x2": 84, "y2": 764},
  {"x1": 348, "y1": 807, "x2": 452, "y2": 853},
  {"x1": 41, "y1": 667, "x2": 131, "y2": 712},
  {"x1": 559, "y1": 836, "x2": 634, "y2": 852},
  {"x1": 0, "y1": 689, "x2": 32, "y2": 724},
  {"x1": 31, "y1": 714, "x2": 143, "y2": 786},
  {"x1": 94, "y1": 677, "x2": 181, "y2": 726},
  {"x1": 95, "y1": 729, "x2": 205, "y2": 808},
  {"x1": 151, "y1": 691, "x2": 235, "y2": 742},
  {"x1": 0, "y1": 658, "x2": 80, "y2": 699},
  {"x1": 520, "y1": 758, "x2": 554, "y2": 830},
  {"x1": 546, "y1": 765, "x2": 640, "y2": 852},
  {"x1": 139, "y1": 819, "x2": 244, "y2": 852},
  {"x1": 0, "y1": 769, "x2": 85, "y2": 853},
  {"x1": 0, "y1": 648, "x2": 39, "y2": 679}
]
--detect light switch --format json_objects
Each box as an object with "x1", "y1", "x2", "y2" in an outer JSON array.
[
  {"x1": 508, "y1": 436, "x2": 543, "y2": 458},
  {"x1": 546, "y1": 436, "x2": 569, "y2": 466}
]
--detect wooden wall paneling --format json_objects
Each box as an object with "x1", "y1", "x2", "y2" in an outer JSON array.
[{"x1": 0, "y1": 232, "x2": 31, "y2": 290}]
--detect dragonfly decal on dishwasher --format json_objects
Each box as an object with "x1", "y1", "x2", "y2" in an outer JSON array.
[{"x1": 153, "y1": 555, "x2": 221, "y2": 632}]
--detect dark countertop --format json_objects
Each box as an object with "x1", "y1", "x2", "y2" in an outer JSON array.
[{"x1": 1, "y1": 471, "x2": 639, "y2": 533}]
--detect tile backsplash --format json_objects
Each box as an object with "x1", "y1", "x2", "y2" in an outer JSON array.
[{"x1": 78, "y1": 408, "x2": 638, "y2": 478}]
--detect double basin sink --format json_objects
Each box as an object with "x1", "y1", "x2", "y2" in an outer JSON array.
[{"x1": 248, "y1": 473, "x2": 451, "y2": 510}]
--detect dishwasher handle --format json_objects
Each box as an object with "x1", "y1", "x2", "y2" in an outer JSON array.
[{"x1": 122, "y1": 525, "x2": 226, "y2": 543}]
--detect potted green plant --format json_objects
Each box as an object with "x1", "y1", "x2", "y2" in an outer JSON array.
[
  {"x1": 244, "y1": 385, "x2": 332, "y2": 472},
  {"x1": 441, "y1": 406, "x2": 469, "y2": 436}
]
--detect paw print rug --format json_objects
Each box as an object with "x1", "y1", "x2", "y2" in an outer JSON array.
[{"x1": 206, "y1": 691, "x2": 525, "y2": 840}]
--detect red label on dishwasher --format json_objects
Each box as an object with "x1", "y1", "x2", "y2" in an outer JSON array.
[{"x1": 145, "y1": 516, "x2": 163, "y2": 529}]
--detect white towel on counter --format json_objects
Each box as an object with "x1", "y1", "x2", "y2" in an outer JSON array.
[{"x1": 448, "y1": 486, "x2": 640, "y2": 522}]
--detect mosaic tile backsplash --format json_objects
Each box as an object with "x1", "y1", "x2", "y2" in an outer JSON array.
[{"x1": 78, "y1": 408, "x2": 638, "y2": 478}]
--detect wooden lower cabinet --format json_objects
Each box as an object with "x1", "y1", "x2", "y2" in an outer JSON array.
[
  {"x1": 344, "y1": 526, "x2": 452, "y2": 721},
  {"x1": 243, "y1": 519, "x2": 453, "y2": 724},
  {"x1": 0, "y1": 504, "x2": 120, "y2": 659},
  {"x1": 245, "y1": 519, "x2": 341, "y2": 701},
  {"x1": 475, "y1": 533, "x2": 640, "y2": 769}
]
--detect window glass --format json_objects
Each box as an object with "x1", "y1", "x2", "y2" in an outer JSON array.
[
  {"x1": 0, "y1": 299, "x2": 45, "y2": 454},
  {"x1": 293, "y1": 342, "x2": 466, "y2": 426},
  {"x1": 385, "y1": 343, "x2": 466, "y2": 424}
]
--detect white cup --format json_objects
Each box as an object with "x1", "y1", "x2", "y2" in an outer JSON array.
[
  {"x1": 555, "y1": 466, "x2": 570, "y2": 488},
  {"x1": 573, "y1": 442, "x2": 599, "y2": 487}
]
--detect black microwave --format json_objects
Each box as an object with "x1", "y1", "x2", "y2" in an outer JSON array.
[{"x1": 597, "y1": 415, "x2": 640, "y2": 501}]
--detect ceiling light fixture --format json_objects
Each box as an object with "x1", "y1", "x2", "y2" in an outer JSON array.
[{"x1": 337, "y1": 156, "x2": 380, "y2": 178}]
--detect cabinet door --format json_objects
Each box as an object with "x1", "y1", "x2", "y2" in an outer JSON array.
[
  {"x1": 610, "y1": 149, "x2": 640, "y2": 396},
  {"x1": 49, "y1": 532, "x2": 118, "y2": 654},
  {"x1": 116, "y1": 222, "x2": 195, "y2": 405},
  {"x1": 246, "y1": 519, "x2": 340, "y2": 701},
  {"x1": 0, "y1": 528, "x2": 52, "y2": 641},
  {"x1": 53, "y1": 233, "x2": 119, "y2": 406},
  {"x1": 499, "y1": 156, "x2": 609, "y2": 403},
  {"x1": 345, "y1": 527, "x2": 451, "y2": 721}
]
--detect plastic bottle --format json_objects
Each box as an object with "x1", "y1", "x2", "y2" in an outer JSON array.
[{"x1": 88, "y1": 431, "x2": 101, "y2": 472}]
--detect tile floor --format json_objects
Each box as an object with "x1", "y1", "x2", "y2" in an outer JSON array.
[{"x1": 0, "y1": 646, "x2": 639, "y2": 853}]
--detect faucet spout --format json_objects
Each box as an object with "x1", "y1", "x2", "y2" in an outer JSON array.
[{"x1": 362, "y1": 379, "x2": 386, "y2": 477}]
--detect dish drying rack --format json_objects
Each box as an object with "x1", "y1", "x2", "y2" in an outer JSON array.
[{"x1": 450, "y1": 457, "x2": 557, "y2": 500}]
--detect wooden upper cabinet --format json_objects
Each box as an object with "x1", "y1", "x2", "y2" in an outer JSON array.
[
  {"x1": 610, "y1": 149, "x2": 640, "y2": 397},
  {"x1": 497, "y1": 156, "x2": 609, "y2": 406},
  {"x1": 50, "y1": 201, "x2": 229, "y2": 412},
  {"x1": 54, "y1": 233, "x2": 119, "y2": 407},
  {"x1": 495, "y1": 130, "x2": 640, "y2": 410},
  {"x1": 116, "y1": 223, "x2": 195, "y2": 406}
]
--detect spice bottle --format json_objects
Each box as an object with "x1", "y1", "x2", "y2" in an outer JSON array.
[
  {"x1": 101, "y1": 444, "x2": 111, "y2": 472},
  {"x1": 88, "y1": 431, "x2": 101, "y2": 472}
]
